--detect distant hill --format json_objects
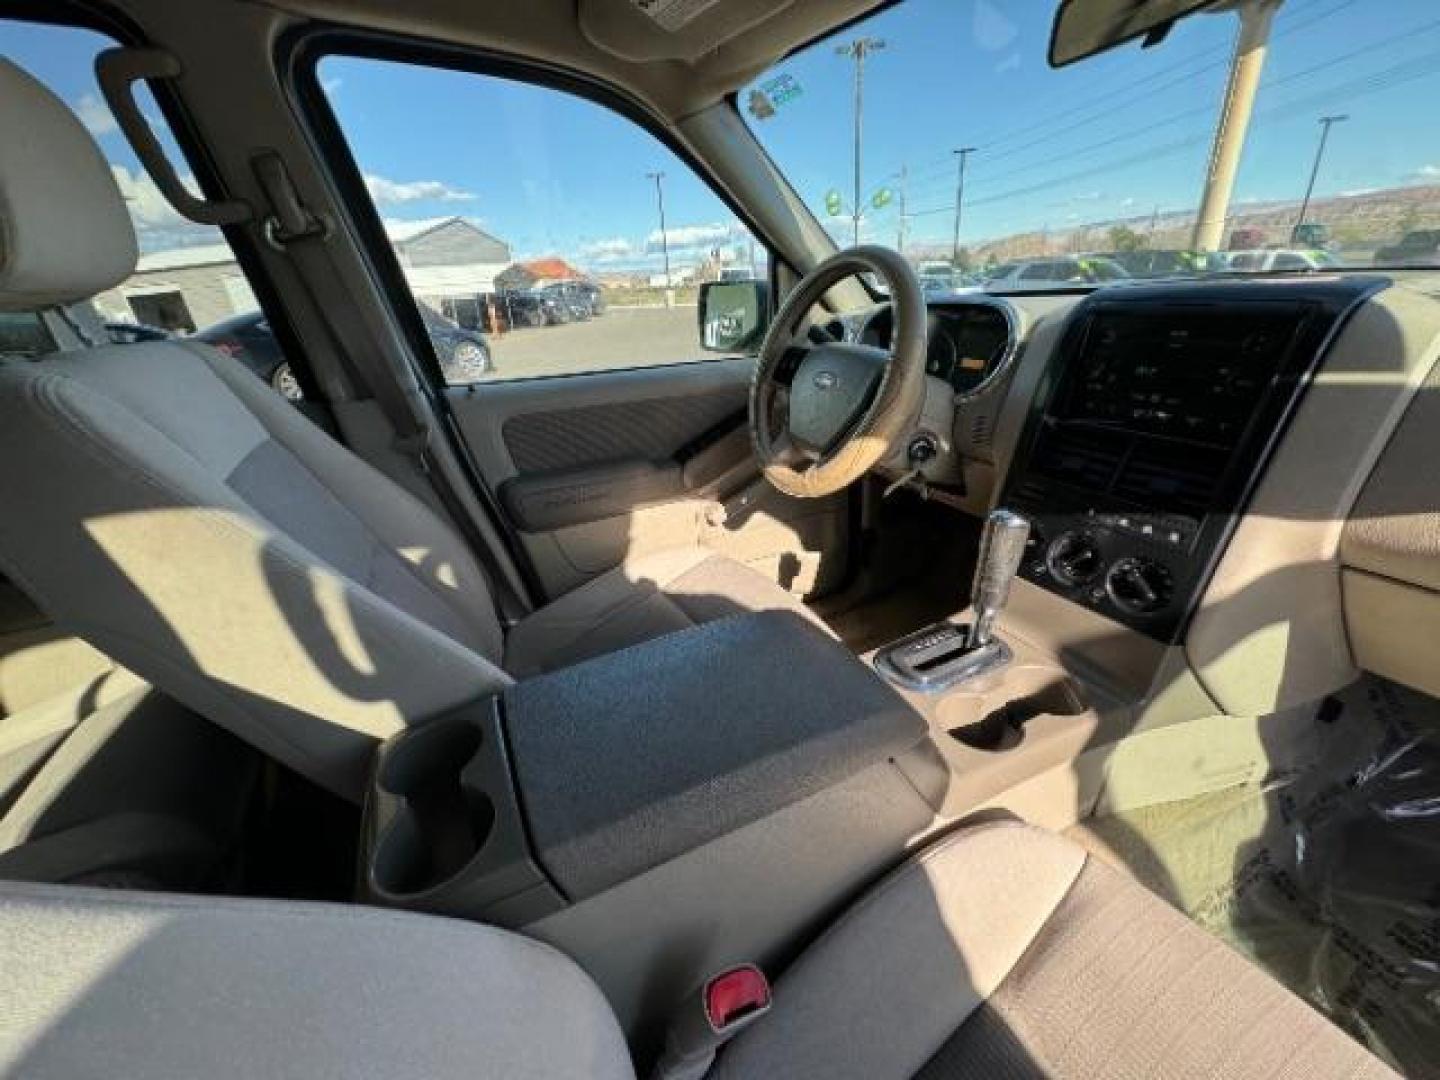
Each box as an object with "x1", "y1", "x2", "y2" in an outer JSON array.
[{"x1": 908, "y1": 183, "x2": 1440, "y2": 265}]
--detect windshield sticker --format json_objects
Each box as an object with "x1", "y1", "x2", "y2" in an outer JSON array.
[
  {"x1": 630, "y1": 0, "x2": 720, "y2": 33},
  {"x1": 748, "y1": 73, "x2": 803, "y2": 121}
]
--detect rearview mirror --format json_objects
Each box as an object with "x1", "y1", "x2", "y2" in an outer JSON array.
[
  {"x1": 1050, "y1": 0, "x2": 1217, "y2": 68},
  {"x1": 698, "y1": 280, "x2": 770, "y2": 354}
]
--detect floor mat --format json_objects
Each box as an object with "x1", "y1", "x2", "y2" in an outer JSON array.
[{"x1": 1068, "y1": 676, "x2": 1440, "y2": 1078}]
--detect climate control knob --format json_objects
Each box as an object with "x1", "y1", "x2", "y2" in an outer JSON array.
[
  {"x1": 1105, "y1": 557, "x2": 1174, "y2": 614},
  {"x1": 1046, "y1": 531, "x2": 1103, "y2": 587}
]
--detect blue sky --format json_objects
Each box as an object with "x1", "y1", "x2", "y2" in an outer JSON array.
[{"x1": 7, "y1": 0, "x2": 1440, "y2": 265}]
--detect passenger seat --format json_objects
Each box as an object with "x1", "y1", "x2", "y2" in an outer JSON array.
[{"x1": 0, "y1": 820, "x2": 1397, "y2": 1078}]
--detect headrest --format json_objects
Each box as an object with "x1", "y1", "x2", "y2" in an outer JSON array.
[{"x1": 0, "y1": 59, "x2": 137, "y2": 312}]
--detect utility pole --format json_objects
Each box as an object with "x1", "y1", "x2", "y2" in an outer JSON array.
[
  {"x1": 1293, "y1": 114, "x2": 1348, "y2": 242},
  {"x1": 951, "y1": 147, "x2": 977, "y2": 266},
  {"x1": 896, "y1": 164, "x2": 910, "y2": 254},
  {"x1": 1192, "y1": 0, "x2": 1283, "y2": 251},
  {"x1": 646, "y1": 170, "x2": 671, "y2": 295},
  {"x1": 836, "y1": 36, "x2": 885, "y2": 247}
]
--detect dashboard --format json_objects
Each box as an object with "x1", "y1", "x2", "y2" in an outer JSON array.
[
  {"x1": 852, "y1": 276, "x2": 1388, "y2": 645},
  {"x1": 857, "y1": 299, "x2": 1015, "y2": 396}
]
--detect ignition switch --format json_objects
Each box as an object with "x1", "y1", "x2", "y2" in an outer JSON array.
[{"x1": 907, "y1": 432, "x2": 938, "y2": 466}]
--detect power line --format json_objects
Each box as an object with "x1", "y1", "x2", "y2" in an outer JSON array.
[
  {"x1": 905, "y1": 43, "x2": 1440, "y2": 219},
  {"x1": 971, "y1": 0, "x2": 1357, "y2": 160},
  {"x1": 898, "y1": 0, "x2": 1359, "y2": 187},
  {"x1": 905, "y1": 17, "x2": 1440, "y2": 207}
]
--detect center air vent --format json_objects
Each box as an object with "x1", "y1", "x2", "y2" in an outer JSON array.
[
  {"x1": 1031, "y1": 426, "x2": 1126, "y2": 491},
  {"x1": 1112, "y1": 443, "x2": 1225, "y2": 516}
]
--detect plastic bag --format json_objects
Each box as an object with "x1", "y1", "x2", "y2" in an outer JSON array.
[{"x1": 1076, "y1": 676, "x2": 1440, "y2": 1077}]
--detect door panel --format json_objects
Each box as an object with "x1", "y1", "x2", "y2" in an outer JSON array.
[{"x1": 448, "y1": 360, "x2": 849, "y2": 600}]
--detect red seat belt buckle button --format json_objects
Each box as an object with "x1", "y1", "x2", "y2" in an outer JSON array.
[{"x1": 704, "y1": 964, "x2": 771, "y2": 1033}]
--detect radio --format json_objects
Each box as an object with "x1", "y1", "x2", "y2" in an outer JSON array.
[{"x1": 1001, "y1": 288, "x2": 1360, "y2": 641}]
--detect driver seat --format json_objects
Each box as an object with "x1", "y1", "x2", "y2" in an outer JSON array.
[{"x1": 0, "y1": 57, "x2": 825, "y2": 801}]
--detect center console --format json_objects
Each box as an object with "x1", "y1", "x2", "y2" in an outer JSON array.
[
  {"x1": 1003, "y1": 285, "x2": 1369, "y2": 640},
  {"x1": 361, "y1": 610, "x2": 927, "y2": 923}
]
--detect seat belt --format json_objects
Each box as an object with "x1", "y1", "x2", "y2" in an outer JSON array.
[{"x1": 249, "y1": 152, "x2": 531, "y2": 624}]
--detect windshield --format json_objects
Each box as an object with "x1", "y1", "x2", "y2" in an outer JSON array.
[{"x1": 743, "y1": 0, "x2": 1440, "y2": 290}]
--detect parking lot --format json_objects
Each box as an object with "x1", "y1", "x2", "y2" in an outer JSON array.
[{"x1": 481, "y1": 304, "x2": 705, "y2": 380}]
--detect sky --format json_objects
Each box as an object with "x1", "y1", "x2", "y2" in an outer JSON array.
[{"x1": 6, "y1": 0, "x2": 1440, "y2": 267}]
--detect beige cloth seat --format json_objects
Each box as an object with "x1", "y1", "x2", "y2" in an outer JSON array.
[
  {"x1": 715, "y1": 819, "x2": 1395, "y2": 1078},
  {"x1": 0, "y1": 56, "x2": 821, "y2": 802},
  {"x1": 0, "y1": 580, "x2": 257, "y2": 888},
  {"x1": 0, "y1": 820, "x2": 1395, "y2": 1078}
]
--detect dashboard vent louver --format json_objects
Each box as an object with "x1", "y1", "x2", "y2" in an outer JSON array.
[
  {"x1": 1112, "y1": 444, "x2": 1225, "y2": 516},
  {"x1": 1032, "y1": 426, "x2": 1126, "y2": 491}
]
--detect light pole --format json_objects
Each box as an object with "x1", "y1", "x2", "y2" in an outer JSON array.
[
  {"x1": 646, "y1": 170, "x2": 671, "y2": 295},
  {"x1": 895, "y1": 164, "x2": 910, "y2": 253},
  {"x1": 836, "y1": 36, "x2": 885, "y2": 247},
  {"x1": 1293, "y1": 114, "x2": 1348, "y2": 243},
  {"x1": 951, "y1": 147, "x2": 977, "y2": 266}
]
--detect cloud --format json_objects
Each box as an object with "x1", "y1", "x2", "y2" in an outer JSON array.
[
  {"x1": 579, "y1": 237, "x2": 636, "y2": 263},
  {"x1": 645, "y1": 222, "x2": 732, "y2": 253},
  {"x1": 1408, "y1": 164, "x2": 1440, "y2": 182},
  {"x1": 974, "y1": 0, "x2": 1019, "y2": 52},
  {"x1": 75, "y1": 93, "x2": 117, "y2": 136},
  {"x1": 364, "y1": 173, "x2": 476, "y2": 204},
  {"x1": 322, "y1": 75, "x2": 343, "y2": 96},
  {"x1": 110, "y1": 164, "x2": 224, "y2": 252}
]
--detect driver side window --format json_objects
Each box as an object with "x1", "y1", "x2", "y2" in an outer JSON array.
[{"x1": 317, "y1": 56, "x2": 768, "y2": 383}]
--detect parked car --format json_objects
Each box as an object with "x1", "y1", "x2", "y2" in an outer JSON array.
[
  {"x1": 1291, "y1": 221, "x2": 1331, "y2": 248},
  {"x1": 105, "y1": 320, "x2": 174, "y2": 344},
  {"x1": 1374, "y1": 229, "x2": 1440, "y2": 268},
  {"x1": 498, "y1": 287, "x2": 569, "y2": 327},
  {"x1": 983, "y1": 255, "x2": 1130, "y2": 291},
  {"x1": 571, "y1": 280, "x2": 605, "y2": 315},
  {"x1": 1102, "y1": 249, "x2": 1225, "y2": 278},
  {"x1": 540, "y1": 281, "x2": 593, "y2": 321},
  {"x1": 196, "y1": 303, "x2": 492, "y2": 401},
  {"x1": 1218, "y1": 248, "x2": 1338, "y2": 273},
  {"x1": 1228, "y1": 227, "x2": 1267, "y2": 249}
]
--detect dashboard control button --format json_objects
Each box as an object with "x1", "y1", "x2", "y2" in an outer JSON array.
[
  {"x1": 1046, "y1": 531, "x2": 1104, "y2": 587},
  {"x1": 1105, "y1": 557, "x2": 1175, "y2": 615}
]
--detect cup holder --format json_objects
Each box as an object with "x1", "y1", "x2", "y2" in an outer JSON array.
[
  {"x1": 371, "y1": 716, "x2": 496, "y2": 899},
  {"x1": 944, "y1": 677, "x2": 1086, "y2": 753}
]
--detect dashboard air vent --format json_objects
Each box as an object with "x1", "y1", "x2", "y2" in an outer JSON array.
[
  {"x1": 1032, "y1": 425, "x2": 1126, "y2": 491},
  {"x1": 1112, "y1": 443, "x2": 1226, "y2": 516}
]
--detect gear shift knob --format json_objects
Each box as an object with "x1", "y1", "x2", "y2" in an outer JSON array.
[{"x1": 969, "y1": 509, "x2": 1030, "y2": 648}]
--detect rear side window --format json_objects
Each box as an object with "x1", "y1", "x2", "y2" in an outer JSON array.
[
  {"x1": 1, "y1": 20, "x2": 303, "y2": 397},
  {"x1": 0, "y1": 314, "x2": 55, "y2": 356}
]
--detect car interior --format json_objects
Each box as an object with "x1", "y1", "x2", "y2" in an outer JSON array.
[{"x1": 0, "y1": 0, "x2": 1437, "y2": 1076}]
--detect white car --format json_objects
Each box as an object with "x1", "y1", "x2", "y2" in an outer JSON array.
[
  {"x1": 982, "y1": 254, "x2": 1130, "y2": 291},
  {"x1": 1218, "y1": 248, "x2": 1338, "y2": 273}
]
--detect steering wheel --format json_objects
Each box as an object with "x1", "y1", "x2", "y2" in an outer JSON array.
[{"x1": 750, "y1": 245, "x2": 928, "y2": 498}]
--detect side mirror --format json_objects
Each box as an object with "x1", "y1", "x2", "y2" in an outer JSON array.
[{"x1": 698, "y1": 280, "x2": 770, "y2": 354}]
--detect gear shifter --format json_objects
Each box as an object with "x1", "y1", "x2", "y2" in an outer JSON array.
[
  {"x1": 968, "y1": 509, "x2": 1031, "y2": 648},
  {"x1": 874, "y1": 508, "x2": 1030, "y2": 692}
]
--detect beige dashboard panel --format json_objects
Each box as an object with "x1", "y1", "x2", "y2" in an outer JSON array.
[
  {"x1": 1187, "y1": 283, "x2": 1440, "y2": 717},
  {"x1": 1339, "y1": 344, "x2": 1440, "y2": 697},
  {"x1": 1342, "y1": 569, "x2": 1440, "y2": 699}
]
